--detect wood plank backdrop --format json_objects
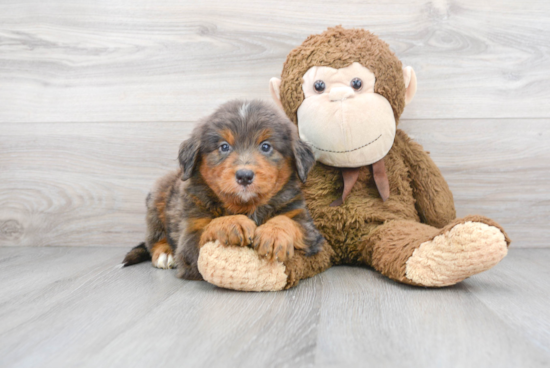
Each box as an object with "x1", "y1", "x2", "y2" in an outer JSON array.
[{"x1": 1, "y1": 0, "x2": 549, "y2": 247}]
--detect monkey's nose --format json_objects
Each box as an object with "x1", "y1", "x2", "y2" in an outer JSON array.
[
  {"x1": 236, "y1": 169, "x2": 255, "y2": 186},
  {"x1": 329, "y1": 87, "x2": 355, "y2": 102}
]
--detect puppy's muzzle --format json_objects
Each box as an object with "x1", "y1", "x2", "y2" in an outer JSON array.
[{"x1": 236, "y1": 169, "x2": 255, "y2": 187}]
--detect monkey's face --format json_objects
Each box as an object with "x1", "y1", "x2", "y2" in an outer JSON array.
[{"x1": 296, "y1": 62, "x2": 396, "y2": 168}]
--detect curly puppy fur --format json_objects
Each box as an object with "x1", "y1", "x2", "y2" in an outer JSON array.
[{"x1": 122, "y1": 100, "x2": 326, "y2": 280}]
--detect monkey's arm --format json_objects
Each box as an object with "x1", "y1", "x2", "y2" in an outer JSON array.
[{"x1": 395, "y1": 130, "x2": 456, "y2": 228}]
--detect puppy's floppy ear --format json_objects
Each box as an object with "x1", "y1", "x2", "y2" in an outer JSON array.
[
  {"x1": 178, "y1": 135, "x2": 200, "y2": 181},
  {"x1": 293, "y1": 137, "x2": 316, "y2": 183}
]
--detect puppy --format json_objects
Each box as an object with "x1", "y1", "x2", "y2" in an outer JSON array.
[{"x1": 122, "y1": 100, "x2": 325, "y2": 280}]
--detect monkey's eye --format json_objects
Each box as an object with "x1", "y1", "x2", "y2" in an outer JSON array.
[
  {"x1": 219, "y1": 142, "x2": 231, "y2": 153},
  {"x1": 260, "y1": 141, "x2": 272, "y2": 153},
  {"x1": 313, "y1": 80, "x2": 326, "y2": 93},
  {"x1": 350, "y1": 78, "x2": 363, "y2": 91}
]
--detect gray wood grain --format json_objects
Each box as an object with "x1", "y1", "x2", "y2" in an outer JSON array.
[
  {"x1": 0, "y1": 247, "x2": 548, "y2": 368},
  {"x1": 401, "y1": 119, "x2": 550, "y2": 248},
  {"x1": 0, "y1": 121, "x2": 195, "y2": 248},
  {"x1": 1, "y1": 0, "x2": 550, "y2": 123},
  {"x1": 465, "y1": 249, "x2": 550, "y2": 354},
  {"x1": 313, "y1": 266, "x2": 549, "y2": 367},
  {"x1": 1, "y1": 119, "x2": 548, "y2": 248}
]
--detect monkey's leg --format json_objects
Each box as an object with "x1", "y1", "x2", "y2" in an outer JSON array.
[
  {"x1": 361, "y1": 216, "x2": 510, "y2": 287},
  {"x1": 197, "y1": 241, "x2": 334, "y2": 291}
]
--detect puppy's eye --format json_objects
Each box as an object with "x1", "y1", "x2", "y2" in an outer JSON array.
[
  {"x1": 350, "y1": 78, "x2": 363, "y2": 91},
  {"x1": 313, "y1": 80, "x2": 326, "y2": 93},
  {"x1": 260, "y1": 142, "x2": 272, "y2": 153},
  {"x1": 219, "y1": 143, "x2": 231, "y2": 153}
]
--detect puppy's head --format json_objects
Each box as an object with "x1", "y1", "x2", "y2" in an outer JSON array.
[{"x1": 178, "y1": 100, "x2": 315, "y2": 213}]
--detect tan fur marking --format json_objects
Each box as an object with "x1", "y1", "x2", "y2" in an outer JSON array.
[
  {"x1": 256, "y1": 128, "x2": 272, "y2": 145},
  {"x1": 254, "y1": 215, "x2": 305, "y2": 263},
  {"x1": 200, "y1": 215, "x2": 257, "y2": 247},
  {"x1": 219, "y1": 129, "x2": 235, "y2": 146},
  {"x1": 187, "y1": 217, "x2": 212, "y2": 233},
  {"x1": 252, "y1": 154, "x2": 293, "y2": 205},
  {"x1": 282, "y1": 208, "x2": 305, "y2": 219},
  {"x1": 151, "y1": 238, "x2": 172, "y2": 263},
  {"x1": 199, "y1": 150, "x2": 293, "y2": 215},
  {"x1": 199, "y1": 153, "x2": 256, "y2": 214}
]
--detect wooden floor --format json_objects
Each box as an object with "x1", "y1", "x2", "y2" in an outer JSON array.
[{"x1": 0, "y1": 247, "x2": 549, "y2": 368}]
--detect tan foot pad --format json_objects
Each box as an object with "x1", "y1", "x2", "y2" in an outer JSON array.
[
  {"x1": 198, "y1": 241, "x2": 288, "y2": 292},
  {"x1": 405, "y1": 222, "x2": 508, "y2": 287}
]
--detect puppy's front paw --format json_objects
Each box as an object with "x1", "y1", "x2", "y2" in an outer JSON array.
[
  {"x1": 254, "y1": 216, "x2": 303, "y2": 262},
  {"x1": 200, "y1": 215, "x2": 256, "y2": 247},
  {"x1": 153, "y1": 252, "x2": 175, "y2": 269},
  {"x1": 151, "y1": 240, "x2": 175, "y2": 269}
]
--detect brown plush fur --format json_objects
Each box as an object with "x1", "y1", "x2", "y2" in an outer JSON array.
[
  {"x1": 283, "y1": 242, "x2": 335, "y2": 289},
  {"x1": 122, "y1": 100, "x2": 327, "y2": 279},
  {"x1": 274, "y1": 27, "x2": 511, "y2": 287},
  {"x1": 364, "y1": 215, "x2": 511, "y2": 285}
]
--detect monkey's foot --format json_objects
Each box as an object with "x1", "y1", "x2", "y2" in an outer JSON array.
[
  {"x1": 198, "y1": 241, "x2": 288, "y2": 291},
  {"x1": 405, "y1": 221, "x2": 508, "y2": 287}
]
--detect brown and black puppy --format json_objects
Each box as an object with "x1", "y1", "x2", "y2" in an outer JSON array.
[{"x1": 122, "y1": 100, "x2": 325, "y2": 280}]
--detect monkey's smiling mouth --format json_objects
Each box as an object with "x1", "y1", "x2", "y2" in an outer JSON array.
[{"x1": 309, "y1": 134, "x2": 382, "y2": 153}]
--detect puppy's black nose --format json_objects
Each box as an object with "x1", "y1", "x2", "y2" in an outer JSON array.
[{"x1": 236, "y1": 170, "x2": 255, "y2": 186}]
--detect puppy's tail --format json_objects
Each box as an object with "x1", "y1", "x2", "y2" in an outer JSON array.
[{"x1": 122, "y1": 242, "x2": 151, "y2": 267}]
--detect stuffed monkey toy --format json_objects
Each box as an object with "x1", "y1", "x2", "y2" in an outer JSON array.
[{"x1": 197, "y1": 26, "x2": 510, "y2": 291}]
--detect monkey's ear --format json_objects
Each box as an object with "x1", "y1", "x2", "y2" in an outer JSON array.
[
  {"x1": 402, "y1": 66, "x2": 417, "y2": 105},
  {"x1": 293, "y1": 138, "x2": 316, "y2": 183},
  {"x1": 269, "y1": 77, "x2": 284, "y2": 111},
  {"x1": 178, "y1": 136, "x2": 200, "y2": 181}
]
